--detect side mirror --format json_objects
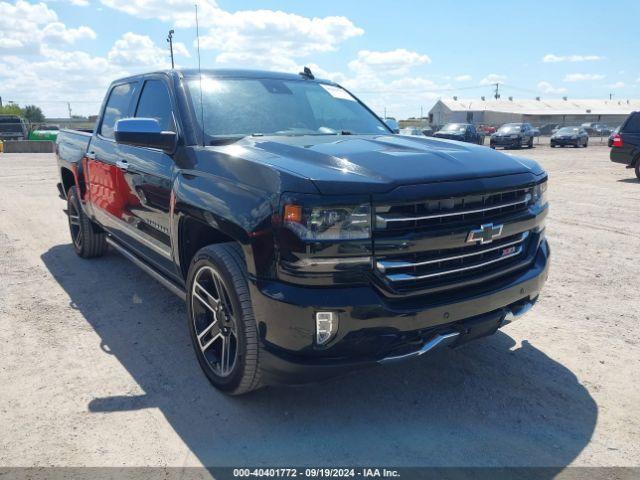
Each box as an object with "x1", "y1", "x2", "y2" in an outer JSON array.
[{"x1": 115, "y1": 118, "x2": 177, "y2": 152}]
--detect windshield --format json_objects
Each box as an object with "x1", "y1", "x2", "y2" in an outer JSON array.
[
  {"x1": 187, "y1": 77, "x2": 390, "y2": 141},
  {"x1": 557, "y1": 127, "x2": 580, "y2": 134},
  {"x1": 498, "y1": 124, "x2": 521, "y2": 133},
  {"x1": 441, "y1": 124, "x2": 465, "y2": 132}
]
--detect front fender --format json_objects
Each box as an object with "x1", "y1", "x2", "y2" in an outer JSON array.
[{"x1": 171, "y1": 170, "x2": 277, "y2": 278}]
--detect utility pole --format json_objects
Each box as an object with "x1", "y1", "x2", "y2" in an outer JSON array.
[
  {"x1": 167, "y1": 29, "x2": 175, "y2": 69},
  {"x1": 494, "y1": 83, "x2": 500, "y2": 100},
  {"x1": 609, "y1": 92, "x2": 614, "y2": 100},
  {"x1": 67, "y1": 102, "x2": 72, "y2": 118}
]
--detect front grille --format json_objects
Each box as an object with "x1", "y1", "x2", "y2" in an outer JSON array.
[
  {"x1": 375, "y1": 187, "x2": 533, "y2": 233},
  {"x1": 373, "y1": 186, "x2": 536, "y2": 295},
  {"x1": 377, "y1": 232, "x2": 530, "y2": 288}
]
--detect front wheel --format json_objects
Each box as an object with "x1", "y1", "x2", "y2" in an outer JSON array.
[
  {"x1": 67, "y1": 186, "x2": 107, "y2": 258},
  {"x1": 528, "y1": 137, "x2": 534, "y2": 148},
  {"x1": 186, "y1": 243, "x2": 262, "y2": 395},
  {"x1": 635, "y1": 159, "x2": 640, "y2": 179}
]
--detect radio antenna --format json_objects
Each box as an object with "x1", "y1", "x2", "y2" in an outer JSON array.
[{"x1": 195, "y1": 3, "x2": 204, "y2": 146}]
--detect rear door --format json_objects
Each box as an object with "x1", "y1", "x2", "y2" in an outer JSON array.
[
  {"x1": 85, "y1": 81, "x2": 139, "y2": 236},
  {"x1": 613, "y1": 112, "x2": 640, "y2": 164},
  {"x1": 115, "y1": 76, "x2": 178, "y2": 277}
]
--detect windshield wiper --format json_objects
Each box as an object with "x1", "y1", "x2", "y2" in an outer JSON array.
[{"x1": 208, "y1": 135, "x2": 247, "y2": 146}]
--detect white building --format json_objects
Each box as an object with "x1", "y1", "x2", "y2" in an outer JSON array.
[{"x1": 428, "y1": 98, "x2": 640, "y2": 127}]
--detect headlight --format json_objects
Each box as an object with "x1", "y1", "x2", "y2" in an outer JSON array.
[
  {"x1": 531, "y1": 180, "x2": 548, "y2": 208},
  {"x1": 284, "y1": 203, "x2": 371, "y2": 240}
]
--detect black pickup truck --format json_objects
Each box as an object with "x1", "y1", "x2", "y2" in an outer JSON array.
[{"x1": 56, "y1": 69, "x2": 549, "y2": 395}]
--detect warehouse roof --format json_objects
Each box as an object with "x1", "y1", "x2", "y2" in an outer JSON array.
[{"x1": 434, "y1": 98, "x2": 640, "y2": 115}]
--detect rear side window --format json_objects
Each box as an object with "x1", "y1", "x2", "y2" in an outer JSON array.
[
  {"x1": 100, "y1": 83, "x2": 136, "y2": 139},
  {"x1": 135, "y1": 80, "x2": 176, "y2": 132},
  {"x1": 623, "y1": 113, "x2": 640, "y2": 133}
]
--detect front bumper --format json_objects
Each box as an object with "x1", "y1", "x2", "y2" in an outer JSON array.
[
  {"x1": 250, "y1": 240, "x2": 550, "y2": 385},
  {"x1": 550, "y1": 138, "x2": 577, "y2": 146},
  {"x1": 490, "y1": 137, "x2": 521, "y2": 147}
]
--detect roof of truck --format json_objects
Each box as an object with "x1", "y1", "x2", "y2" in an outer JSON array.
[{"x1": 114, "y1": 68, "x2": 333, "y2": 84}]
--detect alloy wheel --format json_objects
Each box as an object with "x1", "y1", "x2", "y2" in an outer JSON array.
[
  {"x1": 191, "y1": 266, "x2": 238, "y2": 377},
  {"x1": 68, "y1": 200, "x2": 82, "y2": 249}
]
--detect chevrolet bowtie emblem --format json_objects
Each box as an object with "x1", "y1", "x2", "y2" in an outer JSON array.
[{"x1": 466, "y1": 223, "x2": 503, "y2": 245}]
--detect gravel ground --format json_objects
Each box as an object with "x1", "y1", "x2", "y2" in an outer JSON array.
[{"x1": 0, "y1": 144, "x2": 638, "y2": 470}]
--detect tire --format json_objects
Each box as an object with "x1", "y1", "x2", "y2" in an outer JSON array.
[
  {"x1": 66, "y1": 186, "x2": 107, "y2": 258},
  {"x1": 584, "y1": 139, "x2": 589, "y2": 148},
  {"x1": 528, "y1": 137, "x2": 533, "y2": 148},
  {"x1": 186, "y1": 243, "x2": 262, "y2": 395},
  {"x1": 635, "y1": 159, "x2": 640, "y2": 180}
]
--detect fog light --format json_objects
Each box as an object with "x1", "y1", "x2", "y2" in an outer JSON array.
[{"x1": 315, "y1": 311, "x2": 338, "y2": 345}]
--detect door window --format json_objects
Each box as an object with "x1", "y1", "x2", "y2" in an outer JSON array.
[
  {"x1": 100, "y1": 83, "x2": 136, "y2": 139},
  {"x1": 135, "y1": 80, "x2": 176, "y2": 132}
]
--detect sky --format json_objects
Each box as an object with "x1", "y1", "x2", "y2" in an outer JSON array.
[{"x1": 1, "y1": 0, "x2": 639, "y2": 118}]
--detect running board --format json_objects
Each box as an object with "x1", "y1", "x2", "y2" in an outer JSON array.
[{"x1": 106, "y1": 237, "x2": 186, "y2": 301}]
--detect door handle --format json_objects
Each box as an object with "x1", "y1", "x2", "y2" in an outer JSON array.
[
  {"x1": 86, "y1": 151, "x2": 96, "y2": 160},
  {"x1": 116, "y1": 160, "x2": 129, "y2": 171}
]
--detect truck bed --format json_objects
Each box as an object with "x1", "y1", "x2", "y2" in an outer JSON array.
[{"x1": 56, "y1": 129, "x2": 92, "y2": 166}]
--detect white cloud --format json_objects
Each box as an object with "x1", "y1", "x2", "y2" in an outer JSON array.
[
  {"x1": 68, "y1": 0, "x2": 89, "y2": 5},
  {"x1": 0, "y1": 0, "x2": 95, "y2": 53},
  {"x1": 454, "y1": 74, "x2": 472, "y2": 82},
  {"x1": 542, "y1": 54, "x2": 604, "y2": 63},
  {"x1": 0, "y1": 46, "x2": 127, "y2": 117},
  {"x1": 537, "y1": 81, "x2": 567, "y2": 94},
  {"x1": 348, "y1": 49, "x2": 430, "y2": 75},
  {"x1": 99, "y1": 0, "x2": 362, "y2": 71},
  {"x1": 108, "y1": 32, "x2": 189, "y2": 69},
  {"x1": 480, "y1": 74, "x2": 506, "y2": 85},
  {"x1": 563, "y1": 73, "x2": 605, "y2": 82},
  {"x1": 607, "y1": 81, "x2": 625, "y2": 89}
]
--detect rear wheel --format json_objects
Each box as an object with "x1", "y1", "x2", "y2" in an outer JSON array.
[
  {"x1": 66, "y1": 186, "x2": 107, "y2": 258},
  {"x1": 635, "y1": 159, "x2": 640, "y2": 179},
  {"x1": 186, "y1": 243, "x2": 262, "y2": 395}
]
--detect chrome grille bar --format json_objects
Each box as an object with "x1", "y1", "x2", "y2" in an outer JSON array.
[
  {"x1": 377, "y1": 232, "x2": 528, "y2": 272},
  {"x1": 377, "y1": 193, "x2": 531, "y2": 224},
  {"x1": 385, "y1": 245, "x2": 525, "y2": 283}
]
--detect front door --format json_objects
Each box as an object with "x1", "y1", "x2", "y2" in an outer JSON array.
[{"x1": 116, "y1": 77, "x2": 179, "y2": 278}]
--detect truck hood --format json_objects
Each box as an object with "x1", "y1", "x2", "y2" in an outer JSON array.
[{"x1": 227, "y1": 134, "x2": 544, "y2": 195}]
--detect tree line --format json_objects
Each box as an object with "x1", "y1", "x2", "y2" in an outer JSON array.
[{"x1": 0, "y1": 104, "x2": 45, "y2": 123}]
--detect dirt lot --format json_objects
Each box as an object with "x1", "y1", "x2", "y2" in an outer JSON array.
[{"x1": 0, "y1": 144, "x2": 639, "y2": 470}]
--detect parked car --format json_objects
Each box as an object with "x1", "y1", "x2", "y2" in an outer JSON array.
[
  {"x1": 433, "y1": 123, "x2": 484, "y2": 144},
  {"x1": 0, "y1": 115, "x2": 29, "y2": 141},
  {"x1": 399, "y1": 127, "x2": 424, "y2": 136},
  {"x1": 421, "y1": 126, "x2": 434, "y2": 137},
  {"x1": 550, "y1": 126, "x2": 589, "y2": 148},
  {"x1": 608, "y1": 125, "x2": 621, "y2": 148},
  {"x1": 582, "y1": 122, "x2": 611, "y2": 136},
  {"x1": 477, "y1": 124, "x2": 497, "y2": 135},
  {"x1": 490, "y1": 123, "x2": 535, "y2": 149},
  {"x1": 531, "y1": 127, "x2": 541, "y2": 137},
  {"x1": 55, "y1": 69, "x2": 549, "y2": 394},
  {"x1": 539, "y1": 124, "x2": 560, "y2": 135},
  {"x1": 383, "y1": 117, "x2": 399, "y2": 133},
  {"x1": 610, "y1": 111, "x2": 640, "y2": 179}
]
